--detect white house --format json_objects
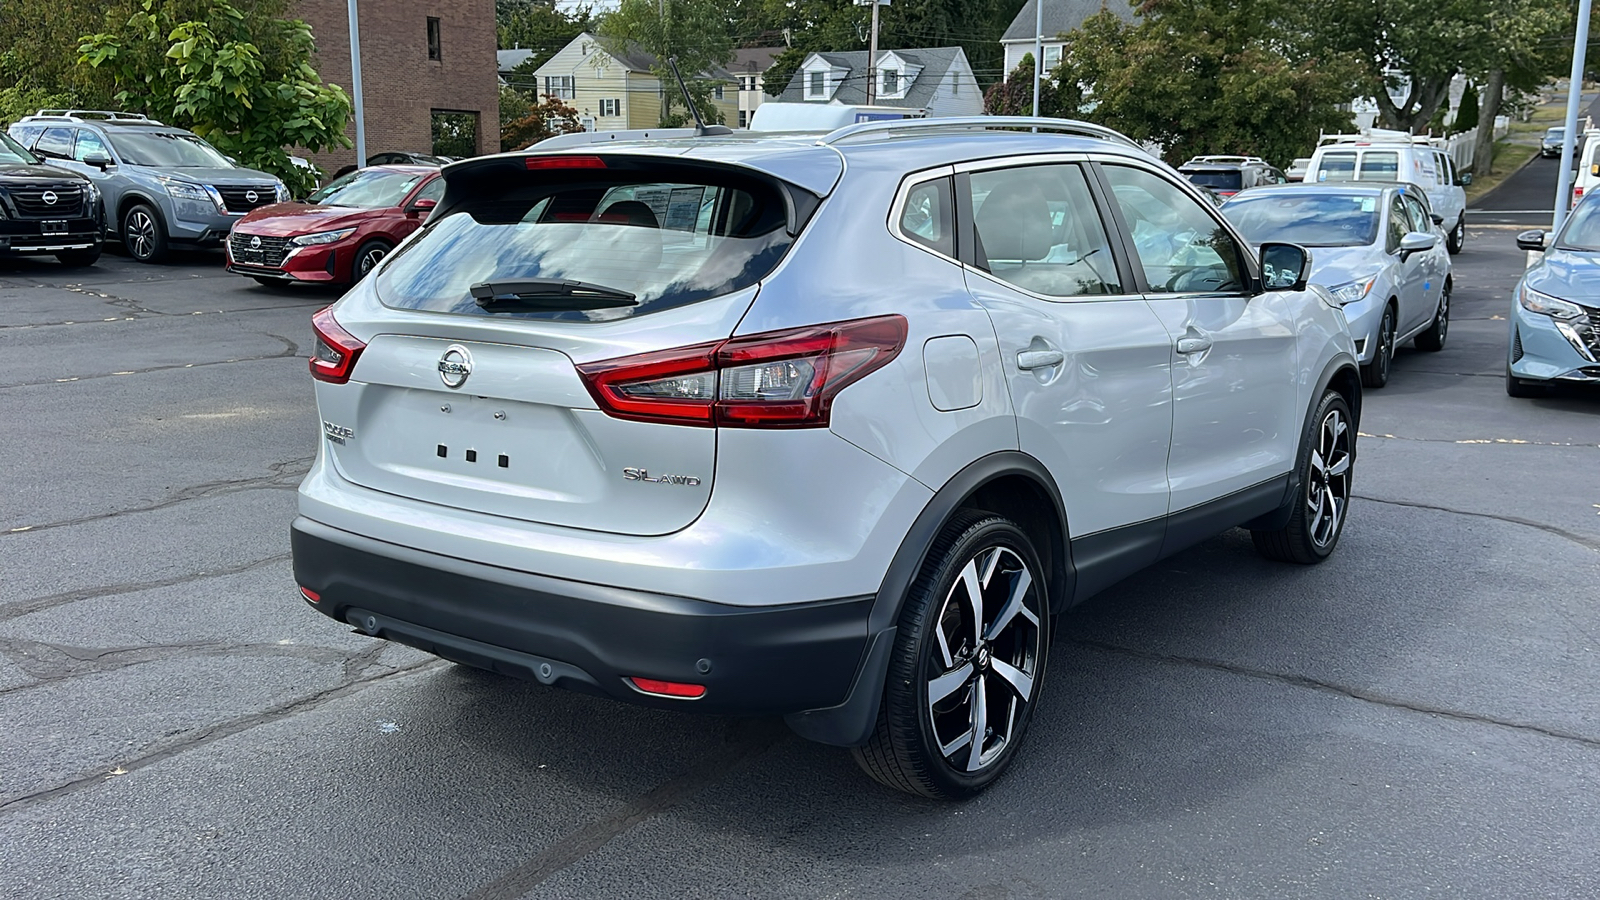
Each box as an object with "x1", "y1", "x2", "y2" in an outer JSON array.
[
  {"x1": 527, "y1": 33, "x2": 737, "y2": 130},
  {"x1": 774, "y1": 47, "x2": 982, "y2": 117},
  {"x1": 1000, "y1": 0, "x2": 1137, "y2": 73},
  {"x1": 730, "y1": 47, "x2": 785, "y2": 129}
]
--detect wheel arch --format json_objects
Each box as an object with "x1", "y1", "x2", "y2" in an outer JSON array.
[
  {"x1": 115, "y1": 191, "x2": 163, "y2": 227},
  {"x1": 1248, "y1": 355, "x2": 1361, "y2": 532}
]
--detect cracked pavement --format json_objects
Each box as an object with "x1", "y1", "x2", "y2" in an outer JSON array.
[{"x1": 1, "y1": 236, "x2": 1597, "y2": 899}]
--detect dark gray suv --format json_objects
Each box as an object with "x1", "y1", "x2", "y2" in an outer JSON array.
[{"x1": 9, "y1": 110, "x2": 287, "y2": 263}]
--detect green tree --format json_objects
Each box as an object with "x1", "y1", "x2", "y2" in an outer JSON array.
[
  {"x1": 1050, "y1": 2, "x2": 1362, "y2": 166},
  {"x1": 600, "y1": 0, "x2": 733, "y2": 126},
  {"x1": 983, "y1": 54, "x2": 1056, "y2": 116},
  {"x1": 496, "y1": 1, "x2": 593, "y2": 69},
  {"x1": 500, "y1": 93, "x2": 586, "y2": 150},
  {"x1": 78, "y1": 0, "x2": 350, "y2": 195},
  {"x1": 1452, "y1": 82, "x2": 1479, "y2": 135}
]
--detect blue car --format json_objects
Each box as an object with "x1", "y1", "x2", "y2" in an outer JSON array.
[{"x1": 1510, "y1": 198, "x2": 1600, "y2": 396}]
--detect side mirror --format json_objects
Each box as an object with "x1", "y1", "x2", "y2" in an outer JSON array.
[
  {"x1": 1515, "y1": 229, "x2": 1549, "y2": 251},
  {"x1": 1431, "y1": 214, "x2": 1444, "y2": 226},
  {"x1": 1259, "y1": 242, "x2": 1310, "y2": 292},
  {"x1": 1400, "y1": 232, "x2": 1437, "y2": 258},
  {"x1": 82, "y1": 155, "x2": 112, "y2": 171},
  {"x1": 407, "y1": 197, "x2": 438, "y2": 218},
  {"x1": 1459, "y1": 172, "x2": 1473, "y2": 186}
]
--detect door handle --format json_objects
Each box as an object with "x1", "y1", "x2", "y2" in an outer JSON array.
[
  {"x1": 1176, "y1": 336, "x2": 1212, "y2": 355},
  {"x1": 1016, "y1": 349, "x2": 1064, "y2": 370}
]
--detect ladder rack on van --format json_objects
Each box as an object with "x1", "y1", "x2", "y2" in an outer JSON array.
[{"x1": 1317, "y1": 127, "x2": 1447, "y2": 149}]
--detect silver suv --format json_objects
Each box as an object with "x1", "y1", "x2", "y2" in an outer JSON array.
[
  {"x1": 8, "y1": 111, "x2": 288, "y2": 263},
  {"x1": 291, "y1": 118, "x2": 1362, "y2": 798}
]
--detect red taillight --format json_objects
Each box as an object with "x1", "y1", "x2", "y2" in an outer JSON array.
[
  {"x1": 309, "y1": 306, "x2": 366, "y2": 384},
  {"x1": 524, "y1": 155, "x2": 606, "y2": 170},
  {"x1": 299, "y1": 586, "x2": 321, "y2": 603},
  {"x1": 575, "y1": 315, "x2": 908, "y2": 429},
  {"x1": 627, "y1": 677, "x2": 706, "y2": 699}
]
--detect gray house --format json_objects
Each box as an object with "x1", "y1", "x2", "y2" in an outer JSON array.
[
  {"x1": 1000, "y1": 0, "x2": 1138, "y2": 73},
  {"x1": 775, "y1": 47, "x2": 982, "y2": 117}
]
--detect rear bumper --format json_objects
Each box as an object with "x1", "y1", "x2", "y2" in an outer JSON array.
[{"x1": 291, "y1": 516, "x2": 876, "y2": 716}]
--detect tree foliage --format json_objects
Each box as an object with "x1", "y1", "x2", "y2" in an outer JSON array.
[
  {"x1": 500, "y1": 92, "x2": 586, "y2": 150},
  {"x1": 983, "y1": 54, "x2": 1057, "y2": 116},
  {"x1": 1453, "y1": 82, "x2": 1479, "y2": 135},
  {"x1": 496, "y1": 0, "x2": 594, "y2": 70},
  {"x1": 77, "y1": 0, "x2": 349, "y2": 194},
  {"x1": 600, "y1": 0, "x2": 734, "y2": 126},
  {"x1": 1048, "y1": 2, "x2": 1361, "y2": 166}
]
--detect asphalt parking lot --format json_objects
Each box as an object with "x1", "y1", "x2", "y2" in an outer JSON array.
[{"x1": 1, "y1": 233, "x2": 1597, "y2": 899}]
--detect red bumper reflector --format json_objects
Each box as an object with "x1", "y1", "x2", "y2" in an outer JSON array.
[
  {"x1": 299, "y1": 586, "x2": 321, "y2": 603},
  {"x1": 627, "y1": 677, "x2": 706, "y2": 699}
]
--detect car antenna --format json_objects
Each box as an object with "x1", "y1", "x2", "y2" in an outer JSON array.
[{"x1": 666, "y1": 56, "x2": 732, "y2": 137}]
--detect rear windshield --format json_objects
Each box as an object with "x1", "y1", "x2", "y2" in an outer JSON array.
[
  {"x1": 1358, "y1": 151, "x2": 1400, "y2": 181},
  {"x1": 1222, "y1": 193, "x2": 1380, "y2": 247},
  {"x1": 376, "y1": 160, "x2": 800, "y2": 322},
  {"x1": 1184, "y1": 170, "x2": 1243, "y2": 191}
]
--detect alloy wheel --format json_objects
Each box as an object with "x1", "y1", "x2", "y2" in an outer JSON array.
[
  {"x1": 924, "y1": 545, "x2": 1043, "y2": 774},
  {"x1": 126, "y1": 211, "x2": 156, "y2": 260},
  {"x1": 1377, "y1": 311, "x2": 1394, "y2": 381},
  {"x1": 358, "y1": 246, "x2": 387, "y2": 276},
  {"x1": 1437, "y1": 285, "x2": 1450, "y2": 342},
  {"x1": 1305, "y1": 407, "x2": 1352, "y2": 548}
]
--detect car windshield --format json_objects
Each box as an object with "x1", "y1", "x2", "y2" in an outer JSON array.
[
  {"x1": 0, "y1": 131, "x2": 37, "y2": 165},
  {"x1": 309, "y1": 170, "x2": 424, "y2": 208},
  {"x1": 1222, "y1": 193, "x2": 1381, "y2": 247},
  {"x1": 1556, "y1": 196, "x2": 1600, "y2": 250},
  {"x1": 376, "y1": 163, "x2": 801, "y2": 322},
  {"x1": 1185, "y1": 171, "x2": 1243, "y2": 191},
  {"x1": 1548, "y1": 127, "x2": 1565, "y2": 138},
  {"x1": 108, "y1": 131, "x2": 233, "y2": 167}
]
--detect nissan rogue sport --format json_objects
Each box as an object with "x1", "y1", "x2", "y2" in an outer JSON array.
[{"x1": 292, "y1": 117, "x2": 1362, "y2": 798}]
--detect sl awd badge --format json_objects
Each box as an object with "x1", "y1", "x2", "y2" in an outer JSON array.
[
  {"x1": 438, "y1": 344, "x2": 472, "y2": 389},
  {"x1": 622, "y1": 468, "x2": 702, "y2": 486},
  {"x1": 322, "y1": 421, "x2": 354, "y2": 444}
]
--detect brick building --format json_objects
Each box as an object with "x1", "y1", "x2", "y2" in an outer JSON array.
[{"x1": 296, "y1": 0, "x2": 499, "y2": 173}]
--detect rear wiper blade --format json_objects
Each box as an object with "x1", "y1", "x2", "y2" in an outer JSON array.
[{"x1": 470, "y1": 279, "x2": 638, "y2": 311}]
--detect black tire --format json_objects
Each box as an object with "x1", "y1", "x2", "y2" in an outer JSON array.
[
  {"x1": 1446, "y1": 215, "x2": 1464, "y2": 255},
  {"x1": 55, "y1": 245, "x2": 101, "y2": 268},
  {"x1": 1360, "y1": 305, "x2": 1396, "y2": 388},
  {"x1": 1252, "y1": 390, "x2": 1354, "y2": 564},
  {"x1": 1414, "y1": 278, "x2": 1450, "y2": 351},
  {"x1": 122, "y1": 203, "x2": 168, "y2": 263},
  {"x1": 852, "y1": 512, "x2": 1050, "y2": 799},
  {"x1": 1506, "y1": 366, "x2": 1544, "y2": 398},
  {"x1": 351, "y1": 239, "x2": 392, "y2": 282}
]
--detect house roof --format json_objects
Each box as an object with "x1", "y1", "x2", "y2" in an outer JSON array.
[
  {"x1": 731, "y1": 47, "x2": 785, "y2": 75},
  {"x1": 1001, "y1": 0, "x2": 1137, "y2": 43},
  {"x1": 497, "y1": 48, "x2": 535, "y2": 74},
  {"x1": 775, "y1": 47, "x2": 971, "y2": 109},
  {"x1": 533, "y1": 33, "x2": 735, "y2": 81}
]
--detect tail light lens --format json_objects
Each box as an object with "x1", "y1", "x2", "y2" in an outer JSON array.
[
  {"x1": 309, "y1": 306, "x2": 366, "y2": 384},
  {"x1": 577, "y1": 315, "x2": 908, "y2": 428}
]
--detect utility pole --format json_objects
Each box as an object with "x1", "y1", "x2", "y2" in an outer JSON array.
[
  {"x1": 1554, "y1": 0, "x2": 1593, "y2": 232},
  {"x1": 347, "y1": 0, "x2": 365, "y2": 166},
  {"x1": 1031, "y1": 0, "x2": 1042, "y2": 118},
  {"x1": 866, "y1": 0, "x2": 882, "y2": 106}
]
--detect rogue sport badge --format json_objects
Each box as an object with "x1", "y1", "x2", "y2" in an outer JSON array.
[{"x1": 438, "y1": 345, "x2": 473, "y2": 389}]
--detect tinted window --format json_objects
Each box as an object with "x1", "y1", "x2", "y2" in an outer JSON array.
[
  {"x1": 376, "y1": 164, "x2": 799, "y2": 322},
  {"x1": 1386, "y1": 195, "x2": 1408, "y2": 252},
  {"x1": 899, "y1": 177, "x2": 953, "y2": 257},
  {"x1": 1103, "y1": 164, "x2": 1244, "y2": 293},
  {"x1": 1222, "y1": 192, "x2": 1380, "y2": 247},
  {"x1": 1318, "y1": 152, "x2": 1357, "y2": 182},
  {"x1": 1184, "y1": 170, "x2": 1243, "y2": 191},
  {"x1": 310, "y1": 169, "x2": 425, "y2": 208},
  {"x1": 34, "y1": 127, "x2": 74, "y2": 159},
  {"x1": 107, "y1": 131, "x2": 233, "y2": 167},
  {"x1": 968, "y1": 163, "x2": 1120, "y2": 297},
  {"x1": 1360, "y1": 151, "x2": 1400, "y2": 181},
  {"x1": 1557, "y1": 195, "x2": 1600, "y2": 250},
  {"x1": 1401, "y1": 195, "x2": 1431, "y2": 232},
  {"x1": 411, "y1": 177, "x2": 445, "y2": 206},
  {"x1": 73, "y1": 129, "x2": 109, "y2": 162}
]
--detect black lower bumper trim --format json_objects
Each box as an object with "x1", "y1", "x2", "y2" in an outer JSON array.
[{"x1": 291, "y1": 517, "x2": 876, "y2": 716}]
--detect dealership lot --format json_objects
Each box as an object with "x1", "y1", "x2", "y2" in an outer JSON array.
[{"x1": 1, "y1": 237, "x2": 1597, "y2": 898}]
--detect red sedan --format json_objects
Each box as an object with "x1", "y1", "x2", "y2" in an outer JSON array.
[{"x1": 225, "y1": 165, "x2": 441, "y2": 286}]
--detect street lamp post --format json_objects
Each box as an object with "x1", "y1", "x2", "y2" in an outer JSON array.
[
  {"x1": 1031, "y1": 0, "x2": 1042, "y2": 118},
  {"x1": 1554, "y1": 0, "x2": 1593, "y2": 232},
  {"x1": 348, "y1": 0, "x2": 366, "y2": 166}
]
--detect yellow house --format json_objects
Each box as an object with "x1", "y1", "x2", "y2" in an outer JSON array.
[{"x1": 531, "y1": 33, "x2": 738, "y2": 130}]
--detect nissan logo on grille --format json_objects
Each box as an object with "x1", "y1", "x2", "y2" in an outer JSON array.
[
  {"x1": 437, "y1": 345, "x2": 473, "y2": 389},
  {"x1": 249, "y1": 235, "x2": 262, "y2": 250},
  {"x1": 41, "y1": 191, "x2": 58, "y2": 205},
  {"x1": 245, "y1": 190, "x2": 259, "y2": 204}
]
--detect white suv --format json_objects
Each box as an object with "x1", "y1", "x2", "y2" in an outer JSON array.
[{"x1": 292, "y1": 118, "x2": 1362, "y2": 798}]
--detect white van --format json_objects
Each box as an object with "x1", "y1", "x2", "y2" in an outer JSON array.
[
  {"x1": 1307, "y1": 134, "x2": 1469, "y2": 254},
  {"x1": 1571, "y1": 129, "x2": 1600, "y2": 208}
]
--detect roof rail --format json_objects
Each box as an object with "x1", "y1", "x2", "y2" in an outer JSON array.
[
  {"x1": 31, "y1": 109, "x2": 162, "y2": 125},
  {"x1": 1186, "y1": 155, "x2": 1266, "y2": 165},
  {"x1": 818, "y1": 116, "x2": 1145, "y2": 151}
]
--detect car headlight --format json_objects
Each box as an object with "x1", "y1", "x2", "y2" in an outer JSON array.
[
  {"x1": 158, "y1": 176, "x2": 210, "y2": 202},
  {"x1": 1327, "y1": 276, "x2": 1377, "y2": 305},
  {"x1": 1518, "y1": 283, "x2": 1585, "y2": 320},
  {"x1": 290, "y1": 228, "x2": 356, "y2": 247},
  {"x1": 274, "y1": 181, "x2": 291, "y2": 203}
]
